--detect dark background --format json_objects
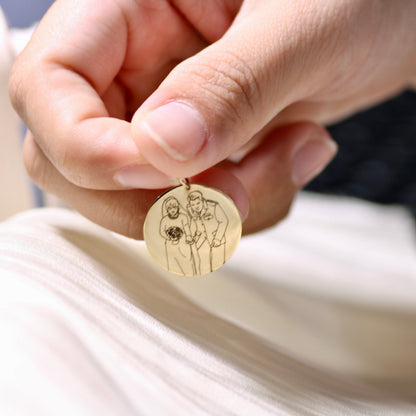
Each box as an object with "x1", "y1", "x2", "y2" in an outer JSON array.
[
  {"x1": 307, "y1": 91, "x2": 416, "y2": 220},
  {"x1": 2, "y1": 0, "x2": 416, "y2": 219}
]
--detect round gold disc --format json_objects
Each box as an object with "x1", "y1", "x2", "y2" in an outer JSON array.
[{"x1": 143, "y1": 184, "x2": 242, "y2": 277}]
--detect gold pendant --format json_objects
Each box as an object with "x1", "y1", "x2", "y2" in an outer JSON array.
[{"x1": 143, "y1": 180, "x2": 242, "y2": 276}]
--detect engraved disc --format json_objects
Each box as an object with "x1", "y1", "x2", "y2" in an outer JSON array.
[{"x1": 143, "y1": 184, "x2": 242, "y2": 276}]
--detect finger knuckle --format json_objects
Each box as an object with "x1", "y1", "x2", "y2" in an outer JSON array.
[
  {"x1": 58, "y1": 144, "x2": 87, "y2": 186},
  {"x1": 59, "y1": 136, "x2": 112, "y2": 187},
  {"x1": 185, "y1": 51, "x2": 261, "y2": 122},
  {"x1": 8, "y1": 61, "x2": 27, "y2": 116},
  {"x1": 245, "y1": 196, "x2": 293, "y2": 234},
  {"x1": 100, "y1": 196, "x2": 145, "y2": 239},
  {"x1": 23, "y1": 138, "x2": 47, "y2": 187}
]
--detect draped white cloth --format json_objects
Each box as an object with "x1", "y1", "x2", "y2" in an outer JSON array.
[{"x1": 0, "y1": 193, "x2": 415, "y2": 415}]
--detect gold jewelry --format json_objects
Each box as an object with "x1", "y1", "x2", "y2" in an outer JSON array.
[{"x1": 143, "y1": 179, "x2": 242, "y2": 276}]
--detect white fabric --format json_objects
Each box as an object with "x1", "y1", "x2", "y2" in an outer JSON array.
[{"x1": 0, "y1": 193, "x2": 415, "y2": 415}]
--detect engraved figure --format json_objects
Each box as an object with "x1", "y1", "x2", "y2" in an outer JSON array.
[
  {"x1": 160, "y1": 196, "x2": 195, "y2": 276},
  {"x1": 187, "y1": 190, "x2": 229, "y2": 275}
]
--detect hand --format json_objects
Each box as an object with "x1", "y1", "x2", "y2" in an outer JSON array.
[{"x1": 9, "y1": 0, "x2": 416, "y2": 238}]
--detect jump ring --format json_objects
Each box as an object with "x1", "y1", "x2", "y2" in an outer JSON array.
[{"x1": 178, "y1": 177, "x2": 191, "y2": 190}]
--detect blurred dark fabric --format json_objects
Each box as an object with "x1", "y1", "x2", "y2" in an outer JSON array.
[{"x1": 306, "y1": 90, "x2": 416, "y2": 220}]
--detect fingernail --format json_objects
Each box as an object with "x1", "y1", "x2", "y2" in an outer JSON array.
[
  {"x1": 114, "y1": 165, "x2": 178, "y2": 189},
  {"x1": 137, "y1": 101, "x2": 207, "y2": 162},
  {"x1": 292, "y1": 136, "x2": 338, "y2": 188}
]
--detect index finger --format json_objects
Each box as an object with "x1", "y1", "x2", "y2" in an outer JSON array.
[{"x1": 9, "y1": 0, "x2": 204, "y2": 190}]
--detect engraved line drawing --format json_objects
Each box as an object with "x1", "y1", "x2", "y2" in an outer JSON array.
[
  {"x1": 187, "y1": 190, "x2": 229, "y2": 275},
  {"x1": 160, "y1": 196, "x2": 195, "y2": 276},
  {"x1": 158, "y1": 190, "x2": 230, "y2": 276}
]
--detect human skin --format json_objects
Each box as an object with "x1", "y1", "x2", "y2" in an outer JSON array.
[{"x1": 9, "y1": 0, "x2": 416, "y2": 238}]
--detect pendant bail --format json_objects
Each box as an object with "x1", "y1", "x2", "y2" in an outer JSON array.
[{"x1": 178, "y1": 177, "x2": 191, "y2": 190}]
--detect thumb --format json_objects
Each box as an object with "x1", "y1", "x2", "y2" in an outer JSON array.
[{"x1": 131, "y1": 3, "x2": 312, "y2": 178}]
